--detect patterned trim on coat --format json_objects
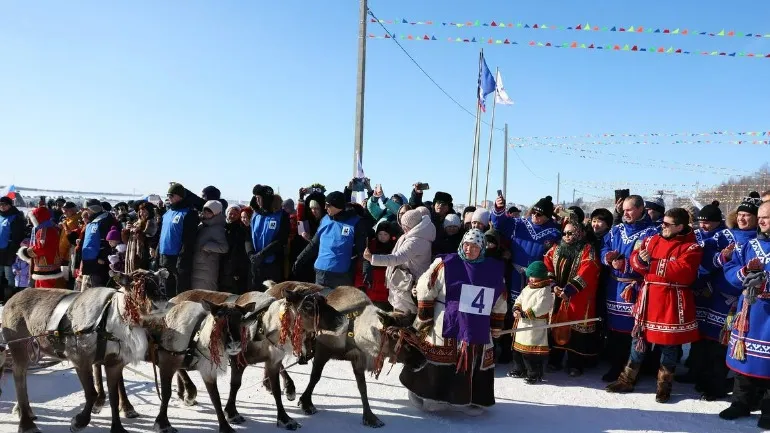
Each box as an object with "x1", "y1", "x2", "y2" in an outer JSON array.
[
  {"x1": 513, "y1": 342, "x2": 550, "y2": 355},
  {"x1": 417, "y1": 301, "x2": 434, "y2": 321},
  {"x1": 642, "y1": 320, "x2": 698, "y2": 333},
  {"x1": 421, "y1": 338, "x2": 458, "y2": 365},
  {"x1": 521, "y1": 218, "x2": 560, "y2": 241}
]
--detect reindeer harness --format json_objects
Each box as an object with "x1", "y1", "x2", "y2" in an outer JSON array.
[{"x1": 45, "y1": 291, "x2": 120, "y2": 361}]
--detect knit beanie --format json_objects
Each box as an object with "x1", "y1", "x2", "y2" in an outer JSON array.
[
  {"x1": 471, "y1": 208, "x2": 490, "y2": 227},
  {"x1": 204, "y1": 200, "x2": 223, "y2": 216},
  {"x1": 737, "y1": 192, "x2": 762, "y2": 216},
  {"x1": 532, "y1": 196, "x2": 555, "y2": 218},
  {"x1": 416, "y1": 206, "x2": 431, "y2": 218},
  {"x1": 325, "y1": 191, "x2": 346, "y2": 210},
  {"x1": 0, "y1": 196, "x2": 12, "y2": 206},
  {"x1": 106, "y1": 226, "x2": 121, "y2": 242},
  {"x1": 645, "y1": 197, "x2": 666, "y2": 214},
  {"x1": 443, "y1": 213, "x2": 461, "y2": 229},
  {"x1": 568, "y1": 206, "x2": 585, "y2": 224},
  {"x1": 225, "y1": 204, "x2": 242, "y2": 215},
  {"x1": 697, "y1": 200, "x2": 723, "y2": 222},
  {"x1": 526, "y1": 261, "x2": 549, "y2": 280},
  {"x1": 401, "y1": 209, "x2": 423, "y2": 230},
  {"x1": 84, "y1": 199, "x2": 103, "y2": 214},
  {"x1": 168, "y1": 183, "x2": 186, "y2": 198}
]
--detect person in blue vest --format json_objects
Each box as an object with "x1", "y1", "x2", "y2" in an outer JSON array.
[
  {"x1": 0, "y1": 196, "x2": 26, "y2": 299},
  {"x1": 294, "y1": 191, "x2": 367, "y2": 289},
  {"x1": 248, "y1": 184, "x2": 289, "y2": 290},
  {"x1": 599, "y1": 194, "x2": 658, "y2": 382},
  {"x1": 79, "y1": 198, "x2": 118, "y2": 289},
  {"x1": 719, "y1": 200, "x2": 770, "y2": 428},
  {"x1": 159, "y1": 183, "x2": 200, "y2": 296}
]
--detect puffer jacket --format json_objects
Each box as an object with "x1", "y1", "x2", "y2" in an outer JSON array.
[
  {"x1": 370, "y1": 214, "x2": 436, "y2": 312},
  {"x1": 191, "y1": 212, "x2": 229, "y2": 291}
]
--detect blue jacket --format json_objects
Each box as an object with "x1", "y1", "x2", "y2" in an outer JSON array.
[{"x1": 295, "y1": 209, "x2": 368, "y2": 276}]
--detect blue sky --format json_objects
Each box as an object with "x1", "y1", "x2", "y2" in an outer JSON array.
[{"x1": 1, "y1": 1, "x2": 768, "y2": 206}]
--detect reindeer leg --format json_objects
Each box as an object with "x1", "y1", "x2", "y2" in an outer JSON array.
[
  {"x1": 105, "y1": 363, "x2": 128, "y2": 433},
  {"x1": 10, "y1": 342, "x2": 40, "y2": 433},
  {"x1": 262, "y1": 365, "x2": 273, "y2": 393},
  {"x1": 281, "y1": 369, "x2": 297, "y2": 401},
  {"x1": 70, "y1": 363, "x2": 99, "y2": 432},
  {"x1": 298, "y1": 344, "x2": 330, "y2": 415},
  {"x1": 352, "y1": 362, "x2": 384, "y2": 428},
  {"x1": 268, "y1": 363, "x2": 300, "y2": 430},
  {"x1": 153, "y1": 353, "x2": 180, "y2": 433},
  {"x1": 118, "y1": 369, "x2": 139, "y2": 418},
  {"x1": 92, "y1": 364, "x2": 106, "y2": 414},
  {"x1": 203, "y1": 377, "x2": 235, "y2": 433},
  {"x1": 223, "y1": 357, "x2": 246, "y2": 424},
  {"x1": 176, "y1": 369, "x2": 197, "y2": 406}
]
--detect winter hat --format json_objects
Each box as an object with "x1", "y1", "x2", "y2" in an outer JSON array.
[
  {"x1": 282, "y1": 198, "x2": 296, "y2": 214},
  {"x1": 401, "y1": 209, "x2": 423, "y2": 231},
  {"x1": 202, "y1": 185, "x2": 221, "y2": 200},
  {"x1": 471, "y1": 208, "x2": 490, "y2": 227},
  {"x1": 375, "y1": 219, "x2": 393, "y2": 234},
  {"x1": 252, "y1": 184, "x2": 274, "y2": 202},
  {"x1": 590, "y1": 208, "x2": 614, "y2": 227},
  {"x1": 29, "y1": 207, "x2": 51, "y2": 227},
  {"x1": 225, "y1": 204, "x2": 242, "y2": 216},
  {"x1": 697, "y1": 201, "x2": 723, "y2": 222},
  {"x1": 485, "y1": 227, "x2": 501, "y2": 246},
  {"x1": 63, "y1": 201, "x2": 77, "y2": 210},
  {"x1": 106, "y1": 226, "x2": 122, "y2": 242},
  {"x1": 443, "y1": 213, "x2": 461, "y2": 229},
  {"x1": 325, "y1": 191, "x2": 346, "y2": 210},
  {"x1": 0, "y1": 196, "x2": 12, "y2": 206},
  {"x1": 737, "y1": 192, "x2": 762, "y2": 216},
  {"x1": 532, "y1": 196, "x2": 555, "y2": 218},
  {"x1": 416, "y1": 206, "x2": 431, "y2": 218},
  {"x1": 645, "y1": 197, "x2": 666, "y2": 214},
  {"x1": 390, "y1": 194, "x2": 407, "y2": 206},
  {"x1": 101, "y1": 202, "x2": 112, "y2": 212},
  {"x1": 85, "y1": 199, "x2": 103, "y2": 214},
  {"x1": 168, "y1": 183, "x2": 186, "y2": 198},
  {"x1": 507, "y1": 206, "x2": 520, "y2": 214},
  {"x1": 568, "y1": 206, "x2": 585, "y2": 224},
  {"x1": 526, "y1": 261, "x2": 549, "y2": 280},
  {"x1": 433, "y1": 192, "x2": 453, "y2": 205},
  {"x1": 309, "y1": 200, "x2": 321, "y2": 210},
  {"x1": 204, "y1": 200, "x2": 223, "y2": 216}
]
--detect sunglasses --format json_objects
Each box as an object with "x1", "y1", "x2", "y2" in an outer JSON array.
[
  {"x1": 533, "y1": 212, "x2": 543, "y2": 217},
  {"x1": 661, "y1": 221, "x2": 680, "y2": 228}
]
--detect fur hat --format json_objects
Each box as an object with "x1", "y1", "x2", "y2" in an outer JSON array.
[
  {"x1": 168, "y1": 183, "x2": 186, "y2": 198},
  {"x1": 737, "y1": 192, "x2": 762, "y2": 216},
  {"x1": 106, "y1": 226, "x2": 122, "y2": 242},
  {"x1": 698, "y1": 200, "x2": 722, "y2": 222},
  {"x1": 471, "y1": 208, "x2": 490, "y2": 227},
  {"x1": 204, "y1": 200, "x2": 223, "y2": 216},
  {"x1": 63, "y1": 201, "x2": 77, "y2": 210},
  {"x1": 0, "y1": 196, "x2": 12, "y2": 206},
  {"x1": 532, "y1": 196, "x2": 555, "y2": 218},
  {"x1": 645, "y1": 197, "x2": 665, "y2": 214},
  {"x1": 526, "y1": 261, "x2": 549, "y2": 280},
  {"x1": 202, "y1": 185, "x2": 221, "y2": 200},
  {"x1": 507, "y1": 206, "x2": 520, "y2": 214},
  {"x1": 433, "y1": 192, "x2": 453, "y2": 205},
  {"x1": 84, "y1": 199, "x2": 102, "y2": 214},
  {"x1": 443, "y1": 213, "x2": 461, "y2": 228},
  {"x1": 401, "y1": 209, "x2": 423, "y2": 230},
  {"x1": 325, "y1": 191, "x2": 346, "y2": 210}
]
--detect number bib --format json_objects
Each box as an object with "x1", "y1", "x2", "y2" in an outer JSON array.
[{"x1": 458, "y1": 284, "x2": 495, "y2": 316}]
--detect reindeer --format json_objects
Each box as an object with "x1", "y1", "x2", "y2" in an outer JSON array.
[
  {"x1": 150, "y1": 299, "x2": 255, "y2": 433},
  {"x1": 1, "y1": 269, "x2": 169, "y2": 433},
  {"x1": 169, "y1": 282, "x2": 338, "y2": 430},
  {"x1": 269, "y1": 284, "x2": 426, "y2": 428}
]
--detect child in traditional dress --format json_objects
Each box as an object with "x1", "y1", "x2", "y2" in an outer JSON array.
[
  {"x1": 12, "y1": 239, "x2": 31, "y2": 289},
  {"x1": 510, "y1": 261, "x2": 554, "y2": 384},
  {"x1": 106, "y1": 226, "x2": 126, "y2": 276}
]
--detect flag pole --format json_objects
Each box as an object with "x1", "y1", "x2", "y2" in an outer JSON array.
[
  {"x1": 482, "y1": 67, "x2": 499, "y2": 207},
  {"x1": 469, "y1": 49, "x2": 483, "y2": 205}
]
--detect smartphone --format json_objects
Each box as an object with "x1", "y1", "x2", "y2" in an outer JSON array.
[
  {"x1": 497, "y1": 189, "x2": 503, "y2": 197},
  {"x1": 614, "y1": 189, "x2": 630, "y2": 202},
  {"x1": 351, "y1": 178, "x2": 365, "y2": 192},
  {"x1": 416, "y1": 182, "x2": 430, "y2": 190}
]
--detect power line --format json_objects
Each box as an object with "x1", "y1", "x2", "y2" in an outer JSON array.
[{"x1": 367, "y1": 8, "x2": 503, "y2": 132}]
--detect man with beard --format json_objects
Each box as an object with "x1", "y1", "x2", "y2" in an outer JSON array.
[
  {"x1": 543, "y1": 220, "x2": 601, "y2": 376},
  {"x1": 719, "y1": 201, "x2": 770, "y2": 428},
  {"x1": 607, "y1": 208, "x2": 701, "y2": 403},
  {"x1": 600, "y1": 195, "x2": 658, "y2": 382}
]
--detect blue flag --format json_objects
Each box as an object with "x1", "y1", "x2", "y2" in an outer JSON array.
[{"x1": 477, "y1": 53, "x2": 496, "y2": 112}]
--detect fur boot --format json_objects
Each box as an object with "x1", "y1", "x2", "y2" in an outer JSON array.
[
  {"x1": 606, "y1": 361, "x2": 640, "y2": 393},
  {"x1": 655, "y1": 366, "x2": 675, "y2": 403}
]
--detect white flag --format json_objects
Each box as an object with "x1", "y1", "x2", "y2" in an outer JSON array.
[{"x1": 495, "y1": 70, "x2": 514, "y2": 105}]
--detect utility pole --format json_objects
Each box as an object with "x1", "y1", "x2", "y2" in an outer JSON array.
[
  {"x1": 572, "y1": 188, "x2": 575, "y2": 204},
  {"x1": 556, "y1": 172, "x2": 560, "y2": 204},
  {"x1": 503, "y1": 123, "x2": 508, "y2": 200},
  {"x1": 353, "y1": 0, "x2": 368, "y2": 177}
]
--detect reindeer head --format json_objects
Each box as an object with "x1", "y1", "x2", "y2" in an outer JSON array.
[
  {"x1": 283, "y1": 287, "x2": 345, "y2": 333},
  {"x1": 202, "y1": 300, "x2": 256, "y2": 357},
  {"x1": 115, "y1": 268, "x2": 170, "y2": 311},
  {"x1": 372, "y1": 310, "x2": 425, "y2": 377}
]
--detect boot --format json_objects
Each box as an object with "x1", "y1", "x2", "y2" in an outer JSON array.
[
  {"x1": 601, "y1": 365, "x2": 622, "y2": 382},
  {"x1": 719, "y1": 403, "x2": 750, "y2": 420},
  {"x1": 655, "y1": 366, "x2": 675, "y2": 403},
  {"x1": 606, "y1": 361, "x2": 640, "y2": 393}
]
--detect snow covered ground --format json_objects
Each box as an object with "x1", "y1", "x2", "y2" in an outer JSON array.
[{"x1": 0, "y1": 356, "x2": 764, "y2": 433}]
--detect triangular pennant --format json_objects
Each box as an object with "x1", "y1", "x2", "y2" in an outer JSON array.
[
  {"x1": 614, "y1": 44, "x2": 621, "y2": 50},
  {"x1": 594, "y1": 26, "x2": 600, "y2": 31},
  {"x1": 462, "y1": 38, "x2": 470, "y2": 43},
  {"x1": 570, "y1": 41, "x2": 578, "y2": 48},
  {"x1": 575, "y1": 24, "x2": 582, "y2": 30},
  {"x1": 728, "y1": 30, "x2": 735, "y2": 36},
  {"x1": 426, "y1": 21, "x2": 433, "y2": 25},
  {"x1": 524, "y1": 24, "x2": 530, "y2": 28},
  {"x1": 567, "y1": 26, "x2": 573, "y2": 30},
  {"x1": 465, "y1": 22, "x2": 473, "y2": 26},
  {"x1": 628, "y1": 26, "x2": 635, "y2": 32},
  {"x1": 384, "y1": 33, "x2": 391, "y2": 39},
  {"x1": 533, "y1": 23, "x2": 539, "y2": 29},
  {"x1": 402, "y1": 19, "x2": 408, "y2": 24},
  {"x1": 717, "y1": 29, "x2": 725, "y2": 36},
  {"x1": 538, "y1": 42, "x2": 544, "y2": 46},
  {"x1": 681, "y1": 29, "x2": 688, "y2": 35},
  {"x1": 640, "y1": 48, "x2": 647, "y2": 52},
  {"x1": 710, "y1": 51, "x2": 718, "y2": 55},
  {"x1": 471, "y1": 37, "x2": 477, "y2": 42},
  {"x1": 542, "y1": 24, "x2": 549, "y2": 29},
  {"x1": 529, "y1": 40, "x2": 536, "y2": 46},
  {"x1": 729, "y1": 52, "x2": 736, "y2": 56},
  {"x1": 610, "y1": 26, "x2": 617, "y2": 31},
  {"x1": 672, "y1": 28, "x2": 679, "y2": 34},
  {"x1": 416, "y1": 22, "x2": 423, "y2": 25},
  {"x1": 637, "y1": 26, "x2": 644, "y2": 32},
  {"x1": 499, "y1": 22, "x2": 506, "y2": 27},
  {"x1": 546, "y1": 42, "x2": 552, "y2": 46},
  {"x1": 737, "y1": 32, "x2": 744, "y2": 37},
  {"x1": 675, "y1": 48, "x2": 682, "y2": 53},
  {"x1": 622, "y1": 44, "x2": 630, "y2": 51},
  {"x1": 488, "y1": 38, "x2": 494, "y2": 43},
  {"x1": 455, "y1": 37, "x2": 462, "y2": 42},
  {"x1": 619, "y1": 27, "x2": 625, "y2": 32},
  {"x1": 370, "y1": 18, "x2": 376, "y2": 23},
  {"x1": 431, "y1": 36, "x2": 436, "y2": 40},
  {"x1": 495, "y1": 40, "x2": 502, "y2": 44},
  {"x1": 407, "y1": 34, "x2": 414, "y2": 40},
  {"x1": 423, "y1": 35, "x2": 429, "y2": 40},
  {"x1": 663, "y1": 29, "x2": 670, "y2": 33},
  {"x1": 580, "y1": 43, "x2": 586, "y2": 48},
  {"x1": 666, "y1": 47, "x2": 673, "y2": 53},
  {"x1": 631, "y1": 45, "x2": 638, "y2": 51},
  {"x1": 584, "y1": 22, "x2": 591, "y2": 30},
  {"x1": 588, "y1": 43, "x2": 595, "y2": 48},
  {"x1": 474, "y1": 20, "x2": 480, "y2": 26},
  {"x1": 658, "y1": 47, "x2": 665, "y2": 52},
  {"x1": 490, "y1": 21, "x2": 497, "y2": 26},
  {"x1": 699, "y1": 32, "x2": 707, "y2": 35},
  {"x1": 517, "y1": 23, "x2": 523, "y2": 27},
  {"x1": 503, "y1": 38, "x2": 510, "y2": 44},
  {"x1": 654, "y1": 29, "x2": 661, "y2": 33},
  {"x1": 483, "y1": 23, "x2": 489, "y2": 26}
]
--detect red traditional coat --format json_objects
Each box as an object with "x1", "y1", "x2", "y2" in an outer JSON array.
[
  {"x1": 630, "y1": 230, "x2": 702, "y2": 346},
  {"x1": 544, "y1": 243, "x2": 601, "y2": 327},
  {"x1": 17, "y1": 207, "x2": 65, "y2": 283}
]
